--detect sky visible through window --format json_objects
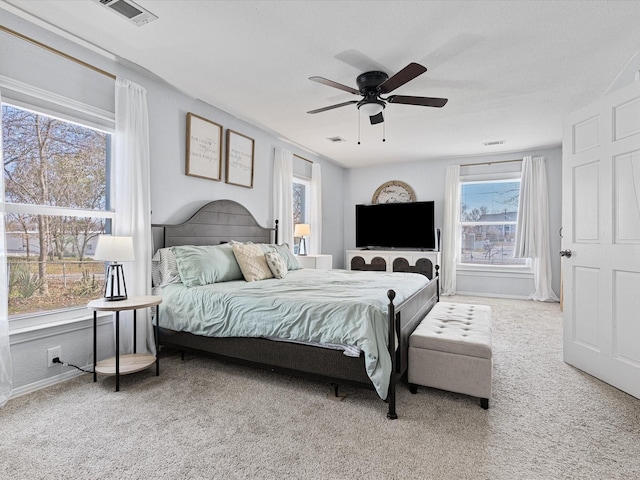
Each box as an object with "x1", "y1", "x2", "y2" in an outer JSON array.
[{"x1": 461, "y1": 181, "x2": 520, "y2": 216}]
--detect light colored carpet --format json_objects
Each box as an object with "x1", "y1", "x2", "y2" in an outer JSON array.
[{"x1": 2, "y1": 295, "x2": 640, "y2": 479}]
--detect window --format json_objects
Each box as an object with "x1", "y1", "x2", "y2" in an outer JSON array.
[
  {"x1": 2, "y1": 102, "x2": 114, "y2": 324},
  {"x1": 459, "y1": 178, "x2": 527, "y2": 267},
  {"x1": 292, "y1": 177, "x2": 310, "y2": 254},
  {"x1": 293, "y1": 179, "x2": 309, "y2": 225}
]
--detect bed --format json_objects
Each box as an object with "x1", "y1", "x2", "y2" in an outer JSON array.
[{"x1": 152, "y1": 199, "x2": 439, "y2": 419}]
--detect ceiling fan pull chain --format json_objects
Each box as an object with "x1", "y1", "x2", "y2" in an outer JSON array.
[
  {"x1": 383, "y1": 119, "x2": 386, "y2": 142},
  {"x1": 358, "y1": 110, "x2": 361, "y2": 145}
]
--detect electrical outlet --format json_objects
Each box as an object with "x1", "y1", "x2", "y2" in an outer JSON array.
[{"x1": 47, "y1": 346, "x2": 61, "y2": 367}]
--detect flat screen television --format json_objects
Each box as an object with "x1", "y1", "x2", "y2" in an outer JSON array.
[{"x1": 355, "y1": 201, "x2": 437, "y2": 250}]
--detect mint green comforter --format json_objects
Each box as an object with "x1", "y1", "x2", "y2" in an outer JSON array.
[{"x1": 158, "y1": 268, "x2": 428, "y2": 399}]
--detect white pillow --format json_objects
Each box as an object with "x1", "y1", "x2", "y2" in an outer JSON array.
[
  {"x1": 264, "y1": 251, "x2": 288, "y2": 279},
  {"x1": 231, "y1": 243, "x2": 273, "y2": 282}
]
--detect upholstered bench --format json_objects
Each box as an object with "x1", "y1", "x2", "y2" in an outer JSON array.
[{"x1": 408, "y1": 302, "x2": 493, "y2": 409}]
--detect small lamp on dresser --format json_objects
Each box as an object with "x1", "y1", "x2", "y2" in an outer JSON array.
[
  {"x1": 94, "y1": 235, "x2": 135, "y2": 301},
  {"x1": 294, "y1": 223, "x2": 311, "y2": 256}
]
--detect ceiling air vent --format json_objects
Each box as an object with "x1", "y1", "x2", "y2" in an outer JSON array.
[
  {"x1": 482, "y1": 140, "x2": 505, "y2": 146},
  {"x1": 326, "y1": 136, "x2": 346, "y2": 143},
  {"x1": 95, "y1": 0, "x2": 158, "y2": 26}
]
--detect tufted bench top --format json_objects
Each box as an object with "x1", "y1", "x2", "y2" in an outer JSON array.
[{"x1": 410, "y1": 302, "x2": 492, "y2": 359}]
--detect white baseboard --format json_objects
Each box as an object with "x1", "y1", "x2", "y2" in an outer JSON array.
[
  {"x1": 452, "y1": 291, "x2": 531, "y2": 300},
  {"x1": 10, "y1": 366, "x2": 91, "y2": 399}
]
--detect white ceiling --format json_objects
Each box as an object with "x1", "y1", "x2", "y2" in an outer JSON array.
[{"x1": 3, "y1": 0, "x2": 640, "y2": 168}]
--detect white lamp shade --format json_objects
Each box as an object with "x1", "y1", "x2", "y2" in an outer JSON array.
[
  {"x1": 294, "y1": 224, "x2": 311, "y2": 237},
  {"x1": 359, "y1": 102, "x2": 384, "y2": 117},
  {"x1": 94, "y1": 235, "x2": 135, "y2": 262}
]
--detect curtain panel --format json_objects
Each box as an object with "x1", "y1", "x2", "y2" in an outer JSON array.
[
  {"x1": 0, "y1": 87, "x2": 12, "y2": 406},
  {"x1": 114, "y1": 78, "x2": 155, "y2": 354},
  {"x1": 514, "y1": 156, "x2": 559, "y2": 302},
  {"x1": 273, "y1": 148, "x2": 294, "y2": 248},
  {"x1": 310, "y1": 163, "x2": 322, "y2": 254},
  {"x1": 441, "y1": 164, "x2": 461, "y2": 296}
]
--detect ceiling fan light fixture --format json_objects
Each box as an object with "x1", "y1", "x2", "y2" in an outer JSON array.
[{"x1": 358, "y1": 100, "x2": 385, "y2": 117}]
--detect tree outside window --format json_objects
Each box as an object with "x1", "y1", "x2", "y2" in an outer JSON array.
[
  {"x1": 293, "y1": 180, "x2": 310, "y2": 254},
  {"x1": 2, "y1": 103, "x2": 111, "y2": 318}
]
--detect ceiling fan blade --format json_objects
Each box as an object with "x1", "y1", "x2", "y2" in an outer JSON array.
[
  {"x1": 378, "y1": 62, "x2": 427, "y2": 94},
  {"x1": 387, "y1": 95, "x2": 448, "y2": 108},
  {"x1": 307, "y1": 100, "x2": 358, "y2": 114},
  {"x1": 309, "y1": 76, "x2": 360, "y2": 95},
  {"x1": 369, "y1": 112, "x2": 384, "y2": 125}
]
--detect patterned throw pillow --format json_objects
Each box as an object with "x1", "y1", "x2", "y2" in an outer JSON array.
[
  {"x1": 264, "y1": 251, "x2": 288, "y2": 279},
  {"x1": 269, "y1": 243, "x2": 300, "y2": 271},
  {"x1": 254, "y1": 243, "x2": 300, "y2": 270},
  {"x1": 231, "y1": 242, "x2": 274, "y2": 282},
  {"x1": 152, "y1": 247, "x2": 182, "y2": 287}
]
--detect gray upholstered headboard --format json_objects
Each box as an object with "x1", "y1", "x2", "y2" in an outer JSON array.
[{"x1": 153, "y1": 199, "x2": 277, "y2": 248}]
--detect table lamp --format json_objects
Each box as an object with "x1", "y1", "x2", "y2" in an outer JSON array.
[
  {"x1": 94, "y1": 235, "x2": 135, "y2": 301},
  {"x1": 294, "y1": 223, "x2": 311, "y2": 256}
]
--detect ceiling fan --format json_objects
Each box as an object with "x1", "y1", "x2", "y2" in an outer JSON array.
[{"x1": 307, "y1": 62, "x2": 448, "y2": 125}]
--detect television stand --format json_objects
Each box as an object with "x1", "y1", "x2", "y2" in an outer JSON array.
[{"x1": 346, "y1": 249, "x2": 441, "y2": 281}]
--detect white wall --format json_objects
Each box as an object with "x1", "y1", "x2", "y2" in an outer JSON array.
[
  {"x1": 344, "y1": 146, "x2": 563, "y2": 299},
  {"x1": 1, "y1": 11, "x2": 345, "y2": 394}
]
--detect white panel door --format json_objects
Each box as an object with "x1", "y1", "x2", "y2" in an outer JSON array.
[{"x1": 562, "y1": 79, "x2": 640, "y2": 399}]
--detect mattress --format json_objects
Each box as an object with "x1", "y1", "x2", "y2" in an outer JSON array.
[{"x1": 156, "y1": 268, "x2": 428, "y2": 398}]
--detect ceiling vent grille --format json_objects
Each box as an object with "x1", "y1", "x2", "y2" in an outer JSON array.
[
  {"x1": 95, "y1": 0, "x2": 158, "y2": 26},
  {"x1": 482, "y1": 140, "x2": 505, "y2": 146},
  {"x1": 326, "y1": 136, "x2": 346, "y2": 143}
]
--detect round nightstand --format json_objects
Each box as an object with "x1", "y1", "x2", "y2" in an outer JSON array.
[{"x1": 88, "y1": 295, "x2": 162, "y2": 391}]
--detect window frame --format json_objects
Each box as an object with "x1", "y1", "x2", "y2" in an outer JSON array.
[
  {"x1": 457, "y1": 171, "x2": 532, "y2": 273},
  {"x1": 2, "y1": 87, "x2": 115, "y2": 331}
]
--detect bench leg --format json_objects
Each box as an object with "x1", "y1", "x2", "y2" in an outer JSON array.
[
  {"x1": 480, "y1": 398, "x2": 489, "y2": 409},
  {"x1": 409, "y1": 384, "x2": 418, "y2": 394}
]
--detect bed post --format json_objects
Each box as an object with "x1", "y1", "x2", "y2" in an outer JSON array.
[
  {"x1": 435, "y1": 264, "x2": 440, "y2": 302},
  {"x1": 386, "y1": 289, "x2": 398, "y2": 420},
  {"x1": 274, "y1": 219, "x2": 279, "y2": 244}
]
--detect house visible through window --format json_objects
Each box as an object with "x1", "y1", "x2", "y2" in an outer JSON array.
[
  {"x1": 459, "y1": 179, "x2": 526, "y2": 266},
  {"x1": 2, "y1": 102, "x2": 113, "y2": 322}
]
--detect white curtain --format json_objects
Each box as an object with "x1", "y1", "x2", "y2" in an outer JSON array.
[
  {"x1": 514, "y1": 156, "x2": 559, "y2": 302},
  {"x1": 273, "y1": 147, "x2": 294, "y2": 248},
  {"x1": 0, "y1": 89, "x2": 12, "y2": 406},
  {"x1": 309, "y1": 162, "x2": 322, "y2": 254},
  {"x1": 441, "y1": 164, "x2": 460, "y2": 296},
  {"x1": 114, "y1": 78, "x2": 155, "y2": 354}
]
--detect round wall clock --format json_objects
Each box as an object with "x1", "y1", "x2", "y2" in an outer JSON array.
[{"x1": 372, "y1": 180, "x2": 416, "y2": 204}]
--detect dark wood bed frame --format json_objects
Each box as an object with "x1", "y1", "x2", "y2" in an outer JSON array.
[{"x1": 153, "y1": 199, "x2": 439, "y2": 419}]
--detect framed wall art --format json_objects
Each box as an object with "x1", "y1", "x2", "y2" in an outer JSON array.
[
  {"x1": 225, "y1": 129, "x2": 255, "y2": 188},
  {"x1": 186, "y1": 112, "x2": 223, "y2": 181},
  {"x1": 372, "y1": 180, "x2": 416, "y2": 203}
]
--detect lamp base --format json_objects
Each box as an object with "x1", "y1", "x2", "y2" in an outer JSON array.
[
  {"x1": 299, "y1": 237, "x2": 308, "y2": 256},
  {"x1": 103, "y1": 263, "x2": 128, "y2": 301},
  {"x1": 104, "y1": 294, "x2": 128, "y2": 302}
]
